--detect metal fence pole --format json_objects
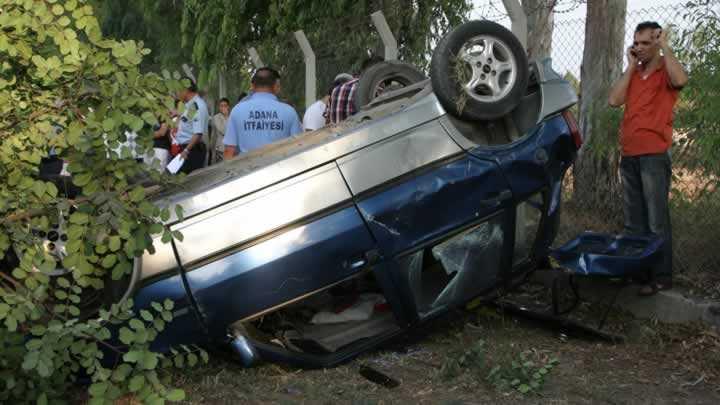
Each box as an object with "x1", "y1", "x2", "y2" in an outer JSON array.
[
  {"x1": 294, "y1": 30, "x2": 317, "y2": 109},
  {"x1": 218, "y1": 69, "x2": 227, "y2": 99},
  {"x1": 501, "y1": 0, "x2": 528, "y2": 49},
  {"x1": 371, "y1": 11, "x2": 398, "y2": 61},
  {"x1": 248, "y1": 47, "x2": 264, "y2": 68}
]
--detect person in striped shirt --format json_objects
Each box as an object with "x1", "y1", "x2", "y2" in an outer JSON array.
[{"x1": 326, "y1": 56, "x2": 383, "y2": 125}]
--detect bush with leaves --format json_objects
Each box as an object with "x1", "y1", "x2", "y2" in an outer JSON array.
[
  {"x1": 675, "y1": 0, "x2": 720, "y2": 174},
  {"x1": 0, "y1": 1, "x2": 206, "y2": 403}
]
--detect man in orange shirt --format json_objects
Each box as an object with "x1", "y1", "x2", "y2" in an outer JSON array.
[{"x1": 609, "y1": 21, "x2": 688, "y2": 295}]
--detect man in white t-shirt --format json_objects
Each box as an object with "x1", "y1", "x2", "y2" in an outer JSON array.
[{"x1": 302, "y1": 73, "x2": 352, "y2": 131}]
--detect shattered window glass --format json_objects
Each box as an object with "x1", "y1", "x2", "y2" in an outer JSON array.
[{"x1": 396, "y1": 215, "x2": 505, "y2": 317}]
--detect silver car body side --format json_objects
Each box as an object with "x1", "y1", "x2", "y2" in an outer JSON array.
[{"x1": 140, "y1": 59, "x2": 577, "y2": 281}]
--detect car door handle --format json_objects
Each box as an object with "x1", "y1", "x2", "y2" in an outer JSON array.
[
  {"x1": 344, "y1": 249, "x2": 381, "y2": 271},
  {"x1": 479, "y1": 189, "x2": 512, "y2": 207},
  {"x1": 347, "y1": 258, "x2": 367, "y2": 270}
]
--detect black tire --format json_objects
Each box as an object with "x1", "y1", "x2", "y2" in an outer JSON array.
[
  {"x1": 430, "y1": 20, "x2": 529, "y2": 121},
  {"x1": 354, "y1": 61, "x2": 426, "y2": 107}
]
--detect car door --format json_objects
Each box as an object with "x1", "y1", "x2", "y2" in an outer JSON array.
[
  {"x1": 167, "y1": 163, "x2": 378, "y2": 341},
  {"x1": 337, "y1": 118, "x2": 514, "y2": 321}
]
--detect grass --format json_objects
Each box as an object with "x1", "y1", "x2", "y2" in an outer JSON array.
[{"x1": 167, "y1": 302, "x2": 720, "y2": 404}]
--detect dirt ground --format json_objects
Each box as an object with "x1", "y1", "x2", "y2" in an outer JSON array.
[{"x1": 172, "y1": 298, "x2": 720, "y2": 405}]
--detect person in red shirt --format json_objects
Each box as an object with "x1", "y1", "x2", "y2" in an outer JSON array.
[{"x1": 609, "y1": 21, "x2": 688, "y2": 296}]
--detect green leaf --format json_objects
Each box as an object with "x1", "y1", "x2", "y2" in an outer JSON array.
[
  {"x1": 102, "y1": 118, "x2": 115, "y2": 132},
  {"x1": 101, "y1": 254, "x2": 117, "y2": 269},
  {"x1": 123, "y1": 350, "x2": 143, "y2": 363},
  {"x1": 140, "y1": 310, "x2": 153, "y2": 322},
  {"x1": 161, "y1": 229, "x2": 172, "y2": 244},
  {"x1": 51, "y1": 4, "x2": 65, "y2": 15},
  {"x1": 69, "y1": 212, "x2": 90, "y2": 225},
  {"x1": 518, "y1": 384, "x2": 531, "y2": 394},
  {"x1": 108, "y1": 236, "x2": 122, "y2": 252},
  {"x1": 141, "y1": 111, "x2": 158, "y2": 126},
  {"x1": 22, "y1": 351, "x2": 39, "y2": 370},
  {"x1": 142, "y1": 352, "x2": 159, "y2": 370},
  {"x1": 12, "y1": 268, "x2": 27, "y2": 279},
  {"x1": 0, "y1": 303, "x2": 9, "y2": 317},
  {"x1": 73, "y1": 172, "x2": 92, "y2": 187},
  {"x1": 128, "y1": 374, "x2": 145, "y2": 392},
  {"x1": 119, "y1": 327, "x2": 134, "y2": 345},
  {"x1": 163, "y1": 299, "x2": 174, "y2": 311},
  {"x1": 149, "y1": 223, "x2": 164, "y2": 235},
  {"x1": 172, "y1": 231, "x2": 184, "y2": 242},
  {"x1": 129, "y1": 187, "x2": 145, "y2": 203},
  {"x1": 151, "y1": 302, "x2": 163, "y2": 312},
  {"x1": 58, "y1": 16, "x2": 71, "y2": 27},
  {"x1": 129, "y1": 318, "x2": 144, "y2": 331},
  {"x1": 37, "y1": 359, "x2": 51, "y2": 377},
  {"x1": 32, "y1": 181, "x2": 46, "y2": 197},
  {"x1": 166, "y1": 389, "x2": 185, "y2": 401},
  {"x1": 153, "y1": 318, "x2": 165, "y2": 331},
  {"x1": 37, "y1": 393, "x2": 48, "y2": 405},
  {"x1": 174, "y1": 205, "x2": 184, "y2": 221},
  {"x1": 68, "y1": 305, "x2": 80, "y2": 316},
  {"x1": 89, "y1": 382, "x2": 109, "y2": 397},
  {"x1": 112, "y1": 364, "x2": 132, "y2": 382},
  {"x1": 46, "y1": 182, "x2": 58, "y2": 198},
  {"x1": 187, "y1": 352, "x2": 198, "y2": 367},
  {"x1": 57, "y1": 277, "x2": 71, "y2": 288}
]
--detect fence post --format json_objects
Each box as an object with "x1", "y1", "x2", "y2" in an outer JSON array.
[
  {"x1": 371, "y1": 11, "x2": 398, "y2": 61},
  {"x1": 294, "y1": 30, "x2": 317, "y2": 109},
  {"x1": 248, "y1": 47, "x2": 264, "y2": 68},
  {"x1": 501, "y1": 0, "x2": 528, "y2": 49},
  {"x1": 218, "y1": 69, "x2": 227, "y2": 99}
]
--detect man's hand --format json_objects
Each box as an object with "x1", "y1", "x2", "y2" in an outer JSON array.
[
  {"x1": 654, "y1": 28, "x2": 670, "y2": 50},
  {"x1": 626, "y1": 46, "x2": 638, "y2": 67},
  {"x1": 180, "y1": 149, "x2": 189, "y2": 160}
]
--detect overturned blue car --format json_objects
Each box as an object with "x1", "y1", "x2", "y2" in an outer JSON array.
[{"x1": 16, "y1": 21, "x2": 600, "y2": 368}]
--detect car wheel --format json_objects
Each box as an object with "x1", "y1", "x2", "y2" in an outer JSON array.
[
  {"x1": 430, "y1": 20, "x2": 529, "y2": 121},
  {"x1": 354, "y1": 61, "x2": 426, "y2": 107},
  {"x1": 5, "y1": 207, "x2": 136, "y2": 319}
]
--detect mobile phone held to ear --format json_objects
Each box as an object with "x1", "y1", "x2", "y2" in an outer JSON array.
[{"x1": 630, "y1": 47, "x2": 637, "y2": 58}]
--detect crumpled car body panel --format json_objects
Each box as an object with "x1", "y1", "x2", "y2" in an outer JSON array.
[{"x1": 124, "y1": 60, "x2": 588, "y2": 367}]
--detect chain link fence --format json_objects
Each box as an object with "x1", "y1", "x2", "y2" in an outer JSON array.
[
  {"x1": 550, "y1": 2, "x2": 720, "y2": 297},
  {"x1": 233, "y1": 1, "x2": 719, "y2": 296}
]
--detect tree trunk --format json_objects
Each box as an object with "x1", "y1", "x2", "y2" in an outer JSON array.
[
  {"x1": 572, "y1": 0, "x2": 627, "y2": 220},
  {"x1": 522, "y1": 0, "x2": 555, "y2": 60}
]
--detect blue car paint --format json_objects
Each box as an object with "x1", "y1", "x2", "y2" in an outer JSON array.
[
  {"x1": 469, "y1": 115, "x2": 574, "y2": 261},
  {"x1": 119, "y1": 114, "x2": 598, "y2": 368},
  {"x1": 469, "y1": 115, "x2": 574, "y2": 200},
  {"x1": 355, "y1": 155, "x2": 512, "y2": 257},
  {"x1": 551, "y1": 232, "x2": 664, "y2": 278},
  {"x1": 132, "y1": 274, "x2": 208, "y2": 353},
  {"x1": 183, "y1": 206, "x2": 376, "y2": 340}
]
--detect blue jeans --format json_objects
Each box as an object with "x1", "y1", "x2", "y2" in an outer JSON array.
[{"x1": 620, "y1": 153, "x2": 673, "y2": 284}]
